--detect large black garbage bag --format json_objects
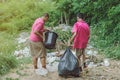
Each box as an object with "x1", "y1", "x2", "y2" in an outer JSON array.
[
  {"x1": 44, "y1": 31, "x2": 58, "y2": 49},
  {"x1": 58, "y1": 48, "x2": 80, "y2": 77}
]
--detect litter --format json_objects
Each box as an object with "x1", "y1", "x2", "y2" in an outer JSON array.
[
  {"x1": 14, "y1": 47, "x2": 30, "y2": 58},
  {"x1": 103, "y1": 59, "x2": 110, "y2": 67},
  {"x1": 58, "y1": 48, "x2": 80, "y2": 77},
  {"x1": 47, "y1": 62, "x2": 59, "y2": 72},
  {"x1": 87, "y1": 50, "x2": 93, "y2": 55},
  {"x1": 88, "y1": 62, "x2": 97, "y2": 68}
]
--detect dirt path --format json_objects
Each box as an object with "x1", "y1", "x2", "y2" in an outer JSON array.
[
  {"x1": 1, "y1": 32, "x2": 120, "y2": 80},
  {"x1": 1, "y1": 59, "x2": 120, "y2": 80}
]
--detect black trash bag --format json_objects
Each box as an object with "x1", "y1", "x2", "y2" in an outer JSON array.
[
  {"x1": 58, "y1": 48, "x2": 80, "y2": 77},
  {"x1": 44, "y1": 31, "x2": 58, "y2": 49}
]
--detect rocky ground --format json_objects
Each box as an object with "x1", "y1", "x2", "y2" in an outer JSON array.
[
  {"x1": 1, "y1": 32, "x2": 120, "y2": 80},
  {"x1": 1, "y1": 60, "x2": 120, "y2": 80}
]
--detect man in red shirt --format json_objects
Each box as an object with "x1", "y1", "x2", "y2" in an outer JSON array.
[
  {"x1": 29, "y1": 13, "x2": 49, "y2": 70},
  {"x1": 68, "y1": 13, "x2": 90, "y2": 71}
]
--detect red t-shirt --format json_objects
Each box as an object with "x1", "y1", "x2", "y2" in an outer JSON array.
[
  {"x1": 72, "y1": 20, "x2": 90, "y2": 49},
  {"x1": 30, "y1": 18, "x2": 44, "y2": 42}
]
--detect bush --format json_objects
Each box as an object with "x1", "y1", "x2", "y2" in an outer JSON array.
[
  {"x1": 0, "y1": 32, "x2": 17, "y2": 75},
  {"x1": 0, "y1": 0, "x2": 57, "y2": 75},
  {"x1": 104, "y1": 46, "x2": 120, "y2": 60},
  {"x1": 0, "y1": 0, "x2": 56, "y2": 33},
  {"x1": 0, "y1": 54, "x2": 17, "y2": 75},
  {"x1": 54, "y1": 29, "x2": 72, "y2": 42}
]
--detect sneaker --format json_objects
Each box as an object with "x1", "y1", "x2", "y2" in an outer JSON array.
[{"x1": 35, "y1": 68, "x2": 48, "y2": 76}]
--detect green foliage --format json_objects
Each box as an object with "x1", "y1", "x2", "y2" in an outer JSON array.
[
  {"x1": 0, "y1": 1, "x2": 120, "y2": 76},
  {"x1": 5, "y1": 77, "x2": 19, "y2": 80},
  {"x1": 0, "y1": 54, "x2": 17, "y2": 75},
  {"x1": 46, "y1": 10, "x2": 60, "y2": 27},
  {"x1": 0, "y1": 32, "x2": 17, "y2": 55},
  {"x1": 0, "y1": 32, "x2": 17, "y2": 75},
  {"x1": 0, "y1": 0, "x2": 55, "y2": 33},
  {"x1": 55, "y1": 0, "x2": 120, "y2": 59},
  {"x1": 104, "y1": 46, "x2": 120, "y2": 60},
  {"x1": 0, "y1": 0, "x2": 56, "y2": 75},
  {"x1": 54, "y1": 29, "x2": 72, "y2": 42}
]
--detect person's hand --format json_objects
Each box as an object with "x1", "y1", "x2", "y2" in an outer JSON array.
[{"x1": 44, "y1": 28, "x2": 50, "y2": 32}]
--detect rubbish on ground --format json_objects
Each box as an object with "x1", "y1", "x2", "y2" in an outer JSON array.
[
  {"x1": 86, "y1": 50, "x2": 93, "y2": 55},
  {"x1": 87, "y1": 45, "x2": 94, "y2": 49},
  {"x1": 16, "y1": 32, "x2": 29, "y2": 44},
  {"x1": 47, "y1": 62, "x2": 59, "y2": 72},
  {"x1": 58, "y1": 48, "x2": 80, "y2": 77},
  {"x1": 14, "y1": 31, "x2": 111, "y2": 76},
  {"x1": 88, "y1": 62, "x2": 97, "y2": 68},
  {"x1": 103, "y1": 59, "x2": 110, "y2": 67},
  {"x1": 14, "y1": 47, "x2": 30, "y2": 59}
]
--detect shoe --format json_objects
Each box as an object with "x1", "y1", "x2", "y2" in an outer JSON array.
[{"x1": 35, "y1": 68, "x2": 48, "y2": 76}]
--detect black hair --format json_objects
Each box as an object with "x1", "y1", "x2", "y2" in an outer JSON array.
[
  {"x1": 77, "y1": 13, "x2": 83, "y2": 19},
  {"x1": 43, "y1": 13, "x2": 49, "y2": 18}
]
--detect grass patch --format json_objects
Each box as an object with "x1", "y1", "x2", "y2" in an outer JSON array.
[
  {"x1": 5, "y1": 77, "x2": 19, "y2": 80},
  {"x1": 0, "y1": 54, "x2": 17, "y2": 75},
  {"x1": 0, "y1": 32, "x2": 18, "y2": 75},
  {"x1": 90, "y1": 26, "x2": 120, "y2": 60}
]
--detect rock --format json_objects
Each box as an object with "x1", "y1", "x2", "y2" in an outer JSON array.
[
  {"x1": 14, "y1": 47, "x2": 30, "y2": 58},
  {"x1": 16, "y1": 32, "x2": 29, "y2": 44}
]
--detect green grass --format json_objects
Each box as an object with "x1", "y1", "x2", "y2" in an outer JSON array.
[
  {"x1": 104, "y1": 46, "x2": 120, "y2": 60},
  {"x1": 5, "y1": 77, "x2": 19, "y2": 80},
  {"x1": 0, "y1": 32, "x2": 18, "y2": 75},
  {"x1": 90, "y1": 26, "x2": 120, "y2": 60},
  {"x1": 0, "y1": 32, "x2": 17, "y2": 55},
  {"x1": 0, "y1": 54, "x2": 17, "y2": 75},
  {"x1": 0, "y1": 0, "x2": 56, "y2": 32},
  {"x1": 0, "y1": 0, "x2": 120, "y2": 76},
  {"x1": 0, "y1": 0, "x2": 56, "y2": 75}
]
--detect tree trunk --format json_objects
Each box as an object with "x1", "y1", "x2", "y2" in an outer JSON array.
[
  {"x1": 64, "y1": 11, "x2": 68, "y2": 25},
  {"x1": 61, "y1": 12, "x2": 63, "y2": 24}
]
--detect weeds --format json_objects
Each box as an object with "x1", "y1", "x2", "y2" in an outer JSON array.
[{"x1": 6, "y1": 77, "x2": 19, "y2": 80}]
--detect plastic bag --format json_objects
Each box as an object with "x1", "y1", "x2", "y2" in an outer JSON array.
[
  {"x1": 58, "y1": 48, "x2": 80, "y2": 77},
  {"x1": 44, "y1": 31, "x2": 58, "y2": 49},
  {"x1": 47, "y1": 62, "x2": 59, "y2": 72}
]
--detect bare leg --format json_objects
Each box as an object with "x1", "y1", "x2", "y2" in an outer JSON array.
[
  {"x1": 32, "y1": 57, "x2": 38, "y2": 69},
  {"x1": 82, "y1": 49, "x2": 87, "y2": 68},
  {"x1": 76, "y1": 49, "x2": 82, "y2": 71},
  {"x1": 40, "y1": 57, "x2": 46, "y2": 69}
]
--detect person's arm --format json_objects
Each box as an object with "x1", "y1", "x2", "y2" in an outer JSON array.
[
  {"x1": 68, "y1": 23, "x2": 77, "y2": 46},
  {"x1": 34, "y1": 23, "x2": 43, "y2": 39},
  {"x1": 68, "y1": 32, "x2": 76, "y2": 46},
  {"x1": 44, "y1": 28, "x2": 49, "y2": 32},
  {"x1": 34, "y1": 30, "x2": 43, "y2": 39},
  {"x1": 70, "y1": 32, "x2": 76, "y2": 43}
]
